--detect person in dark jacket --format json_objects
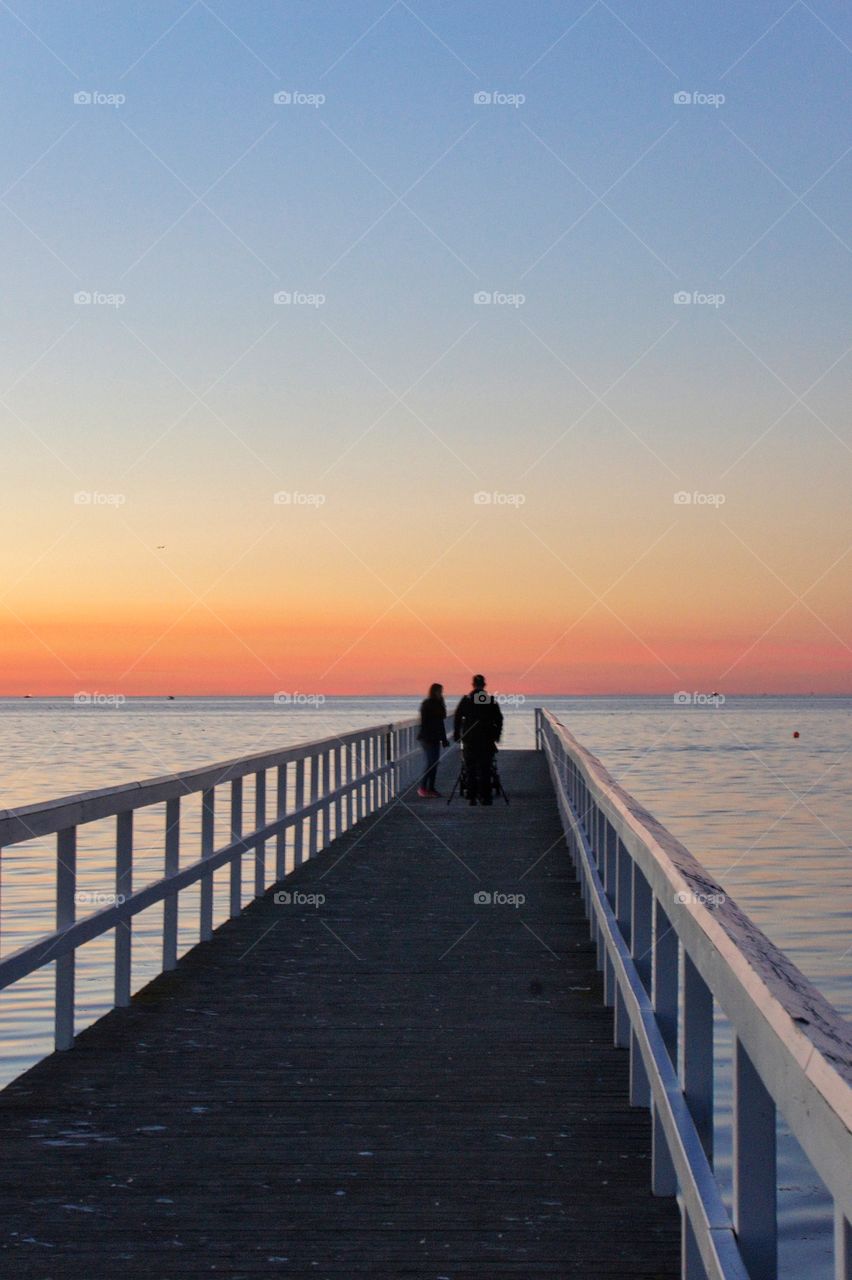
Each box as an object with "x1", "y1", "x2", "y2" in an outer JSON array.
[
  {"x1": 453, "y1": 674, "x2": 503, "y2": 805},
  {"x1": 417, "y1": 683, "x2": 449, "y2": 797}
]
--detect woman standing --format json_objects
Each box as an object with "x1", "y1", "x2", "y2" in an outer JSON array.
[{"x1": 417, "y1": 683, "x2": 449, "y2": 798}]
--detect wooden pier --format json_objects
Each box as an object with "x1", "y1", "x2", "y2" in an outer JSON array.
[
  {"x1": 0, "y1": 750, "x2": 678, "y2": 1278},
  {"x1": 0, "y1": 712, "x2": 850, "y2": 1280}
]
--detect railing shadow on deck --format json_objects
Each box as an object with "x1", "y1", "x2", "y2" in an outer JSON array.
[{"x1": 535, "y1": 707, "x2": 852, "y2": 1280}]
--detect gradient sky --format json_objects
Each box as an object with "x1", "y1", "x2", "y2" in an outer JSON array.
[{"x1": 1, "y1": 0, "x2": 850, "y2": 695}]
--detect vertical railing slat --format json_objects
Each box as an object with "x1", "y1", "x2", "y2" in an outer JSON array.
[
  {"x1": 55, "y1": 827, "x2": 77, "y2": 1051},
  {"x1": 255, "y1": 770, "x2": 266, "y2": 895},
  {"x1": 276, "y1": 764, "x2": 287, "y2": 881},
  {"x1": 163, "y1": 797, "x2": 180, "y2": 971},
  {"x1": 114, "y1": 810, "x2": 133, "y2": 1008},
  {"x1": 294, "y1": 757, "x2": 306, "y2": 866},
  {"x1": 682, "y1": 952, "x2": 714, "y2": 1162},
  {"x1": 199, "y1": 787, "x2": 215, "y2": 941},
  {"x1": 230, "y1": 777, "x2": 243, "y2": 919},
  {"x1": 733, "y1": 1036, "x2": 777, "y2": 1280}
]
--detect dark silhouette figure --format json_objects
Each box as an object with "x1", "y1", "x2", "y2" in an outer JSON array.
[
  {"x1": 417, "y1": 683, "x2": 448, "y2": 797},
  {"x1": 453, "y1": 674, "x2": 503, "y2": 805}
]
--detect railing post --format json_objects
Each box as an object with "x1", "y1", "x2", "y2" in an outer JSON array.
[
  {"x1": 385, "y1": 729, "x2": 393, "y2": 802},
  {"x1": 653, "y1": 898, "x2": 678, "y2": 1065},
  {"x1": 114, "y1": 810, "x2": 133, "y2": 1008},
  {"x1": 835, "y1": 1206, "x2": 852, "y2": 1280},
  {"x1": 652, "y1": 1101, "x2": 677, "y2": 1196},
  {"x1": 294, "y1": 757, "x2": 306, "y2": 866},
  {"x1": 55, "y1": 827, "x2": 77, "y2": 1051},
  {"x1": 682, "y1": 952, "x2": 714, "y2": 1162},
  {"x1": 309, "y1": 754, "x2": 319, "y2": 856},
  {"x1": 230, "y1": 777, "x2": 243, "y2": 918},
  {"x1": 163, "y1": 797, "x2": 180, "y2": 971},
  {"x1": 652, "y1": 898, "x2": 678, "y2": 1196},
  {"x1": 682, "y1": 1209, "x2": 707, "y2": 1280},
  {"x1": 199, "y1": 787, "x2": 215, "y2": 941},
  {"x1": 276, "y1": 764, "x2": 287, "y2": 881},
  {"x1": 345, "y1": 743, "x2": 354, "y2": 829},
  {"x1": 333, "y1": 747, "x2": 343, "y2": 835},
  {"x1": 630, "y1": 862, "x2": 652, "y2": 1107},
  {"x1": 733, "y1": 1036, "x2": 777, "y2": 1280},
  {"x1": 254, "y1": 769, "x2": 266, "y2": 895},
  {"x1": 321, "y1": 750, "x2": 331, "y2": 848}
]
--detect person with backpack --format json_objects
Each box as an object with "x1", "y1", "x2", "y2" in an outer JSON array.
[{"x1": 453, "y1": 674, "x2": 503, "y2": 806}]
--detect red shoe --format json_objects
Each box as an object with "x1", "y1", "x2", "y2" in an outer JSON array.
[
  {"x1": 417, "y1": 786, "x2": 430, "y2": 798},
  {"x1": 428, "y1": 789, "x2": 442, "y2": 798}
]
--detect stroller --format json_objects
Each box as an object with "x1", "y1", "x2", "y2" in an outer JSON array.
[{"x1": 447, "y1": 753, "x2": 510, "y2": 806}]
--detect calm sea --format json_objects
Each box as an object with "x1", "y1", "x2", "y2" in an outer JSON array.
[{"x1": 0, "y1": 694, "x2": 849, "y2": 1277}]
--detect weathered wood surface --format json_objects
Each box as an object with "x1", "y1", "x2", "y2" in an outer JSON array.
[{"x1": 0, "y1": 750, "x2": 679, "y2": 1279}]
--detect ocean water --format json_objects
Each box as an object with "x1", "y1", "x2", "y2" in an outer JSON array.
[{"x1": 0, "y1": 694, "x2": 849, "y2": 1276}]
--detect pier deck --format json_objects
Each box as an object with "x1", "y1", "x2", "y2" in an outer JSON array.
[{"x1": 0, "y1": 750, "x2": 679, "y2": 1279}]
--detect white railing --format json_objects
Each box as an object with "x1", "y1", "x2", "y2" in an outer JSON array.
[
  {"x1": 0, "y1": 718, "x2": 427, "y2": 1053},
  {"x1": 535, "y1": 708, "x2": 852, "y2": 1280}
]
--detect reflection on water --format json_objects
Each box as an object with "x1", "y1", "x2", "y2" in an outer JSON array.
[{"x1": 0, "y1": 695, "x2": 849, "y2": 1278}]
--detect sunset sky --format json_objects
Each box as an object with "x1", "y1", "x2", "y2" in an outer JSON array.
[{"x1": 2, "y1": 1, "x2": 850, "y2": 695}]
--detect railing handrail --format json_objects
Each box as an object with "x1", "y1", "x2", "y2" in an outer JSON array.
[
  {"x1": 536, "y1": 707, "x2": 852, "y2": 1280},
  {"x1": 0, "y1": 715, "x2": 433, "y2": 1060},
  {"x1": 0, "y1": 718, "x2": 419, "y2": 846},
  {"x1": 541, "y1": 710, "x2": 852, "y2": 1114}
]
